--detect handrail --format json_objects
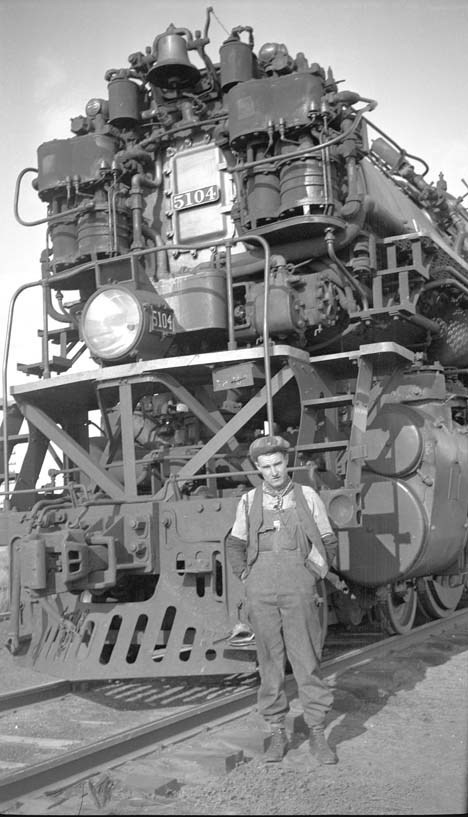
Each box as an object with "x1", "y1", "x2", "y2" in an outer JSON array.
[
  {"x1": 2, "y1": 279, "x2": 44, "y2": 510},
  {"x1": 1, "y1": 234, "x2": 274, "y2": 506},
  {"x1": 14, "y1": 167, "x2": 93, "y2": 228}
]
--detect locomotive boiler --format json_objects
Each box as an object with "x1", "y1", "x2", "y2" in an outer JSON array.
[{"x1": 2, "y1": 7, "x2": 468, "y2": 680}]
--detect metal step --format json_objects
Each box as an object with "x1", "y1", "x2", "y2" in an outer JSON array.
[
  {"x1": 0, "y1": 406, "x2": 25, "y2": 459},
  {"x1": 302, "y1": 394, "x2": 353, "y2": 409},
  {"x1": 17, "y1": 355, "x2": 73, "y2": 375},
  {"x1": 296, "y1": 440, "x2": 348, "y2": 453},
  {"x1": 3, "y1": 434, "x2": 28, "y2": 445},
  {"x1": 38, "y1": 326, "x2": 79, "y2": 344}
]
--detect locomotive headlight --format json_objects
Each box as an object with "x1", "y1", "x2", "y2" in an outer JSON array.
[{"x1": 81, "y1": 286, "x2": 175, "y2": 362}]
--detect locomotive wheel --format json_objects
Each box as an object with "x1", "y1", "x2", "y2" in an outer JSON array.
[
  {"x1": 377, "y1": 582, "x2": 417, "y2": 635},
  {"x1": 416, "y1": 576, "x2": 464, "y2": 620}
]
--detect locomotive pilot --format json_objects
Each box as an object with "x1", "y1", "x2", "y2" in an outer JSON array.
[{"x1": 226, "y1": 434, "x2": 338, "y2": 764}]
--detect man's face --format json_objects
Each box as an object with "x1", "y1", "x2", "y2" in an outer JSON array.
[{"x1": 255, "y1": 451, "x2": 289, "y2": 491}]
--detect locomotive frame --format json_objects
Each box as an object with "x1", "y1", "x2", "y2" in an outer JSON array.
[{"x1": 1, "y1": 7, "x2": 468, "y2": 681}]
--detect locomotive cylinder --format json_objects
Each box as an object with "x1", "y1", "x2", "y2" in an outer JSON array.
[
  {"x1": 279, "y1": 156, "x2": 335, "y2": 214},
  {"x1": 247, "y1": 163, "x2": 281, "y2": 224},
  {"x1": 344, "y1": 403, "x2": 468, "y2": 586},
  {"x1": 77, "y1": 205, "x2": 131, "y2": 257},
  {"x1": 50, "y1": 218, "x2": 79, "y2": 267}
]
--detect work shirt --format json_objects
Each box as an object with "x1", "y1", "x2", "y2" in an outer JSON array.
[
  {"x1": 228, "y1": 481, "x2": 336, "y2": 579},
  {"x1": 230, "y1": 482, "x2": 334, "y2": 541}
]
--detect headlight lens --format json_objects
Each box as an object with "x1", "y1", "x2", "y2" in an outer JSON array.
[{"x1": 81, "y1": 288, "x2": 143, "y2": 360}]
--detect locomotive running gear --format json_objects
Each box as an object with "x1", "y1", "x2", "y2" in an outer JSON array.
[{"x1": 9, "y1": 7, "x2": 468, "y2": 689}]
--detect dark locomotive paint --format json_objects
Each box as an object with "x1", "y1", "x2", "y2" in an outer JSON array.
[{"x1": 2, "y1": 7, "x2": 468, "y2": 680}]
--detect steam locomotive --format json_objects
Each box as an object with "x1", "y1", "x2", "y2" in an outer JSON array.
[{"x1": 2, "y1": 7, "x2": 468, "y2": 680}]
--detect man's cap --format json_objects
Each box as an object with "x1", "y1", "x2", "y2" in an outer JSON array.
[{"x1": 249, "y1": 435, "x2": 290, "y2": 461}]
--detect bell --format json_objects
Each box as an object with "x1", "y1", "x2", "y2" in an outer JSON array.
[{"x1": 148, "y1": 31, "x2": 200, "y2": 88}]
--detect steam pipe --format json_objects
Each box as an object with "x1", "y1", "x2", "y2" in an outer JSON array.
[
  {"x1": 258, "y1": 238, "x2": 273, "y2": 433},
  {"x1": 324, "y1": 227, "x2": 372, "y2": 308},
  {"x1": 45, "y1": 288, "x2": 73, "y2": 323},
  {"x1": 363, "y1": 116, "x2": 430, "y2": 177},
  {"x1": 225, "y1": 245, "x2": 237, "y2": 350},
  {"x1": 209, "y1": 220, "x2": 367, "y2": 280},
  {"x1": 41, "y1": 273, "x2": 50, "y2": 380},
  {"x1": 235, "y1": 235, "x2": 273, "y2": 432},
  {"x1": 142, "y1": 225, "x2": 169, "y2": 279},
  {"x1": 40, "y1": 251, "x2": 75, "y2": 325},
  {"x1": 6, "y1": 540, "x2": 21, "y2": 654},
  {"x1": 129, "y1": 168, "x2": 162, "y2": 252},
  {"x1": 413, "y1": 277, "x2": 468, "y2": 306},
  {"x1": 14, "y1": 167, "x2": 92, "y2": 227},
  {"x1": 426, "y1": 264, "x2": 468, "y2": 291}
]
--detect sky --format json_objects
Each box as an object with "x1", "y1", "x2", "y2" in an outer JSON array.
[{"x1": 0, "y1": 0, "x2": 467, "y2": 389}]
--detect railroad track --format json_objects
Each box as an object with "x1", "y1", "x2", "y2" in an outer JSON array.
[{"x1": 0, "y1": 607, "x2": 467, "y2": 814}]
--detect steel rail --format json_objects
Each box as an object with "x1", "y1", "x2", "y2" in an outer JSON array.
[
  {"x1": 0, "y1": 608, "x2": 466, "y2": 809},
  {"x1": 0, "y1": 680, "x2": 106, "y2": 714}
]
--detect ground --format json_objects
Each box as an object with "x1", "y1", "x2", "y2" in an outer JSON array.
[
  {"x1": 168, "y1": 643, "x2": 468, "y2": 816},
  {"x1": 2, "y1": 620, "x2": 467, "y2": 815}
]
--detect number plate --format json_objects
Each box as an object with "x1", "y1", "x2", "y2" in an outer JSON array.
[
  {"x1": 149, "y1": 307, "x2": 175, "y2": 334},
  {"x1": 173, "y1": 184, "x2": 220, "y2": 211}
]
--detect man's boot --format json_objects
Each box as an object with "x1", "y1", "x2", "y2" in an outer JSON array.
[
  {"x1": 309, "y1": 725, "x2": 337, "y2": 764},
  {"x1": 264, "y1": 726, "x2": 288, "y2": 762}
]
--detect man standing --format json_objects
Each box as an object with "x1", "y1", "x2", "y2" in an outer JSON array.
[{"x1": 226, "y1": 434, "x2": 338, "y2": 764}]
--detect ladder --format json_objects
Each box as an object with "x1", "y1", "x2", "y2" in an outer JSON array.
[
  {"x1": 288, "y1": 342, "x2": 415, "y2": 526},
  {"x1": 0, "y1": 402, "x2": 27, "y2": 489}
]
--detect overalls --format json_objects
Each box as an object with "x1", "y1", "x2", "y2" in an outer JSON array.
[{"x1": 244, "y1": 503, "x2": 333, "y2": 728}]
